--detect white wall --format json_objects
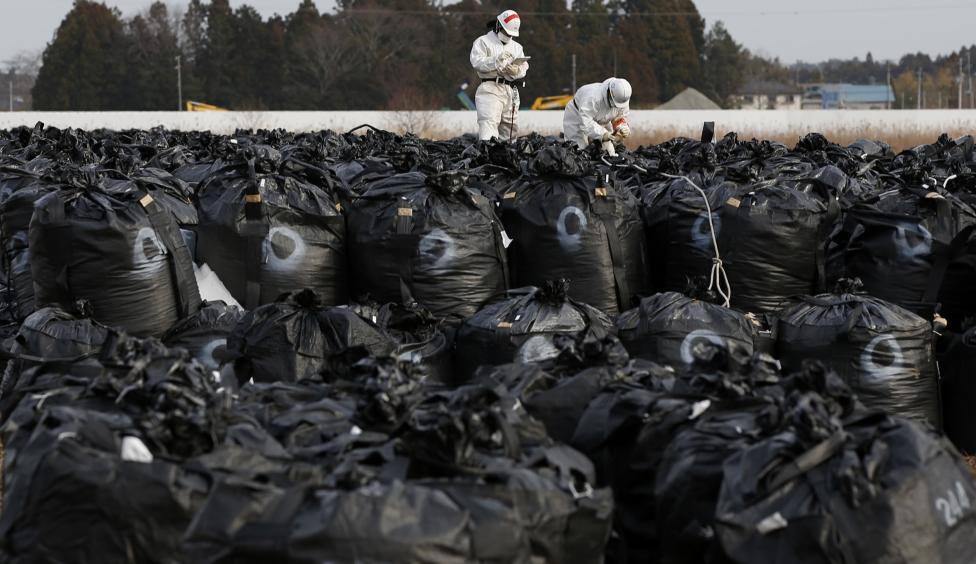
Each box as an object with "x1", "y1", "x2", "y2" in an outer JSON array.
[{"x1": 2, "y1": 110, "x2": 976, "y2": 140}]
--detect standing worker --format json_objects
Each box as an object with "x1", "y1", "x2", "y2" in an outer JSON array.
[
  {"x1": 563, "y1": 77, "x2": 632, "y2": 155},
  {"x1": 470, "y1": 10, "x2": 529, "y2": 141}
]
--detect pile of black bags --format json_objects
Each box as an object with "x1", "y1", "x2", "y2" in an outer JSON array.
[{"x1": 0, "y1": 123, "x2": 975, "y2": 562}]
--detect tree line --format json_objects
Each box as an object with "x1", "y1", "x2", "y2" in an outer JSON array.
[
  {"x1": 26, "y1": 0, "x2": 976, "y2": 111},
  {"x1": 31, "y1": 0, "x2": 749, "y2": 110}
]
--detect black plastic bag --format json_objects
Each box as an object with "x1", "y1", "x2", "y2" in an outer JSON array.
[
  {"x1": 616, "y1": 290, "x2": 755, "y2": 370},
  {"x1": 196, "y1": 148, "x2": 347, "y2": 309},
  {"x1": 454, "y1": 281, "x2": 613, "y2": 382},
  {"x1": 501, "y1": 147, "x2": 648, "y2": 315},
  {"x1": 776, "y1": 281, "x2": 939, "y2": 428},
  {"x1": 346, "y1": 170, "x2": 508, "y2": 320},
  {"x1": 162, "y1": 300, "x2": 245, "y2": 372},
  {"x1": 715, "y1": 413, "x2": 976, "y2": 564},
  {"x1": 224, "y1": 289, "x2": 396, "y2": 384},
  {"x1": 30, "y1": 173, "x2": 201, "y2": 337}
]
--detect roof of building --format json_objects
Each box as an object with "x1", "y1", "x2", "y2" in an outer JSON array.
[
  {"x1": 807, "y1": 83, "x2": 895, "y2": 104},
  {"x1": 655, "y1": 87, "x2": 721, "y2": 110},
  {"x1": 737, "y1": 80, "x2": 804, "y2": 96}
]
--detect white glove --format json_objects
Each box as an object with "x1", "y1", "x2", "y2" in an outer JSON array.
[
  {"x1": 600, "y1": 130, "x2": 613, "y2": 143},
  {"x1": 616, "y1": 123, "x2": 631, "y2": 139},
  {"x1": 502, "y1": 61, "x2": 525, "y2": 79},
  {"x1": 602, "y1": 140, "x2": 618, "y2": 157},
  {"x1": 495, "y1": 52, "x2": 515, "y2": 73}
]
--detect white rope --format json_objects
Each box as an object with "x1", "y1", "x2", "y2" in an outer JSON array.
[{"x1": 662, "y1": 173, "x2": 732, "y2": 307}]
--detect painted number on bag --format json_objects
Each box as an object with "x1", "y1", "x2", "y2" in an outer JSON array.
[{"x1": 934, "y1": 481, "x2": 972, "y2": 527}]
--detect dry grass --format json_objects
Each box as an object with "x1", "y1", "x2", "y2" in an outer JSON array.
[{"x1": 620, "y1": 126, "x2": 970, "y2": 153}]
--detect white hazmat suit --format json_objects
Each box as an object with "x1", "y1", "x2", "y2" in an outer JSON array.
[
  {"x1": 470, "y1": 30, "x2": 529, "y2": 141},
  {"x1": 563, "y1": 78, "x2": 631, "y2": 154}
]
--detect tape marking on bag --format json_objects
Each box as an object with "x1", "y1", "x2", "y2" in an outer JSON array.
[
  {"x1": 892, "y1": 223, "x2": 932, "y2": 264},
  {"x1": 691, "y1": 212, "x2": 721, "y2": 252}
]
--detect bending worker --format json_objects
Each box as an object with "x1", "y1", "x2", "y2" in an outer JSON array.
[
  {"x1": 469, "y1": 10, "x2": 529, "y2": 141},
  {"x1": 563, "y1": 77, "x2": 633, "y2": 154}
]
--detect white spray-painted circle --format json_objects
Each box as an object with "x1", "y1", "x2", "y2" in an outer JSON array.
[
  {"x1": 679, "y1": 329, "x2": 726, "y2": 365},
  {"x1": 198, "y1": 338, "x2": 227, "y2": 370},
  {"x1": 263, "y1": 226, "x2": 307, "y2": 271},
  {"x1": 132, "y1": 226, "x2": 167, "y2": 268},
  {"x1": 892, "y1": 223, "x2": 932, "y2": 265},
  {"x1": 556, "y1": 206, "x2": 587, "y2": 252},
  {"x1": 691, "y1": 212, "x2": 721, "y2": 253},
  {"x1": 859, "y1": 334, "x2": 904, "y2": 382},
  {"x1": 418, "y1": 228, "x2": 457, "y2": 269}
]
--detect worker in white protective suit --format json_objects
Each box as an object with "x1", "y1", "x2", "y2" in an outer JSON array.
[
  {"x1": 469, "y1": 10, "x2": 529, "y2": 141},
  {"x1": 563, "y1": 78, "x2": 633, "y2": 156}
]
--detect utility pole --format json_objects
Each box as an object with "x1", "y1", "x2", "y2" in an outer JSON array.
[
  {"x1": 571, "y1": 54, "x2": 577, "y2": 93},
  {"x1": 886, "y1": 65, "x2": 892, "y2": 110},
  {"x1": 175, "y1": 55, "x2": 183, "y2": 111},
  {"x1": 8, "y1": 80, "x2": 12, "y2": 112},
  {"x1": 918, "y1": 68, "x2": 923, "y2": 109},
  {"x1": 966, "y1": 49, "x2": 976, "y2": 109},
  {"x1": 959, "y1": 55, "x2": 965, "y2": 109}
]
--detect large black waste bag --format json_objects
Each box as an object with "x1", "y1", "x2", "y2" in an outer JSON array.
[
  {"x1": 715, "y1": 412, "x2": 976, "y2": 564},
  {"x1": 454, "y1": 280, "x2": 613, "y2": 382},
  {"x1": 500, "y1": 146, "x2": 648, "y2": 315},
  {"x1": 653, "y1": 396, "x2": 782, "y2": 563},
  {"x1": 475, "y1": 333, "x2": 639, "y2": 443},
  {"x1": 196, "y1": 146, "x2": 347, "y2": 309},
  {"x1": 0, "y1": 300, "x2": 111, "y2": 417},
  {"x1": 639, "y1": 174, "x2": 739, "y2": 293},
  {"x1": 0, "y1": 406, "x2": 209, "y2": 563},
  {"x1": 776, "y1": 280, "x2": 939, "y2": 428},
  {"x1": 718, "y1": 180, "x2": 838, "y2": 313},
  {"x1": 224, "y1": 289, "x2": 396, "y2": 384},
  {"x1": 615, "y1": 288, "x2": 755, "y2": 370},
  {"x1": 162, "y1": 300, "x2": 245, "y2": 371},
  {"x1": 363, "y1": 301, "x2": 454, "y2": 384},
  {"x1": 0, "y1": 160, "x2": 57, "y2": 319},
  {"x1": 346, "y1": 169, "x2": 508, "y2": 319},
  {"x1": 29, "y1": 172, "x2": 201, "y2": 337},
  {"x1": 939, "y1": 325, "x2": 976, "y2": 453},
  {"x1": 831, "y1": 186, "x2": 976, "y2": 326}
]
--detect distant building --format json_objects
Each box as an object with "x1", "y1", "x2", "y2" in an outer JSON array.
[
  {"x1": 733, "y1": 80, "x2": 803, "y2": 110},
  {"x1": 802, "y1": 84, "x2": 894, "y2": 110},
  {"x1": 655, "y1": 87, "x2": 721, "y2": 110}
]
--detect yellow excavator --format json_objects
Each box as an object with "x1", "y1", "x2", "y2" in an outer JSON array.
[
  {"x1": 185, "y1": 101, "x2": 227, "y2": 112},
  {"x1": 530, "y1": 95, "x2": 574, "y2": 110}
]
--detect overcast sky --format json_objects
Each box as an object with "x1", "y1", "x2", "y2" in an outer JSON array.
[{"x1": 3, "y1": 0, "x2": 975, "y2": 66}]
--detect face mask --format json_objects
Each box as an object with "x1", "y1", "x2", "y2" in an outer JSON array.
[{"x1": 497, "y1": 28, "x2": 511, "y2": 44}]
